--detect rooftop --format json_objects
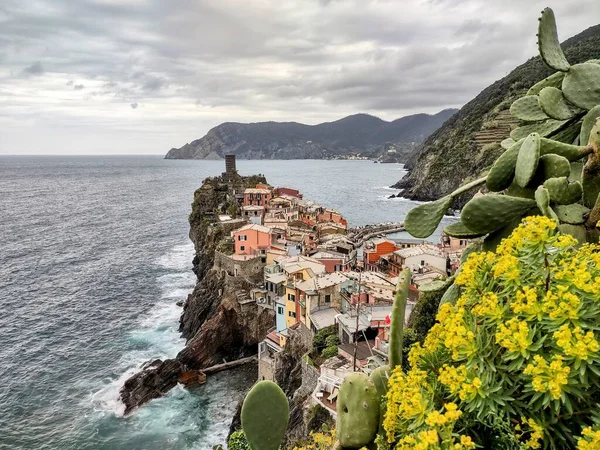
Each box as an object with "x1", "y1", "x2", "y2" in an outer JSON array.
[
  {"x1": 310, "y1": 308, "x2": 340, "y2": 330},
  {"x1": 234, "y1": 223, "x2": 272, "y2": 234},
  {"x1": 338, "y1": 340, "x2": 376, "y2": 361},
  {"x1": 244, "y1": 188, "x2": 271, "y2": 194},
  {"x1": 394, "y1": 244, "x2": 445, "y2": 258},
  {"x1": 275, "y1": 255, "x2": 326, "y2": 276},
  {"x1": 265, "y1": 272, "x2": 287, "y2": 285},
  {"x1": 242, "y1": 205, "x2": 265, "y2": 211}
]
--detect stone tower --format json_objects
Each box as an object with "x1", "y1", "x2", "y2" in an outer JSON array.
[{"x1": 225, "y1": 154, "x2": 236, "y2": 178}]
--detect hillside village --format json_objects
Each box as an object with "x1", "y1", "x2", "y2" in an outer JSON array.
[{"x1": 209, "y1": 156, "x2": 471, "y2": 416}]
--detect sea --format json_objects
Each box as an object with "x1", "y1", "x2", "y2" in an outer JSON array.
[{"x1": 0, "y1": 157, "x2": 453, "y2": 450}]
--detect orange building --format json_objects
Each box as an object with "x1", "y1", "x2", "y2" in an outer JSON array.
[
  {"x1": 232, "y1": 224, "x2": 273, "y2": 256},
  {"x1": 244, "y1": 187, "x2": 272, "y2": 207},
  {"x1": 363, "y1": 238, "x2": 399, "y2": 270},
  {"x1": 317, "y1": 209, "x2": 347, "y2": 227}
]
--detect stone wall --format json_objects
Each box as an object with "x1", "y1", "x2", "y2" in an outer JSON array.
[{"x1": 214, "y1": 251, "x2": 264, "y2": 281}]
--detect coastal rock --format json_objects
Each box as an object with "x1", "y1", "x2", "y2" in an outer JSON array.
[
  {"x1": 164, "y1": 111, "x2": 456, "y2": 161},
  {"x1": 120, "y1": 359, "x2": 183, "y2": 415},
  {"x1": 119, "y1": 172, "x2": 274, "y2": 414}
]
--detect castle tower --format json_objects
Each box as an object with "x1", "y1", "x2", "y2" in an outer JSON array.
[{"x1": 225, "y1": 154, "x2": 236, "y2": 178}]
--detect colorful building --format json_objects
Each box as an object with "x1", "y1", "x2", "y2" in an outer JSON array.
[
  {"x1": 310, "y1": 250, "x2": 355, "y2": 272},
  {"x1": 274, "y1": 187, "x2": 303, "y2": 199},
  {"x1": 232, "y1": 224, "x2": 273, "y2": 256},
  {"x1": 244, "y1": 187, "x2": 272, "y2": 207},
  {"x1": 363, "y1": 238, "x2": 399, "y2": 270}
]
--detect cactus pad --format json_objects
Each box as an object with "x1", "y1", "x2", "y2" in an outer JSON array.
[
  {"x1": 443, "y1": 221, "x2": 485, "y2": 238},
  {"x1": 510, "y1": 119, "x2": 567, "y2": 141},
  {"x1": 537, "y1": 7, "x2": 570, "y2": 71},
  {"x1": 539, "y1": 138, "x2": 590, "y2": 161},
  {"x1": 535, "y1": 186, "x2": 559, "y2": 221},
  {"x1": 486, "y1": 140, "x2": 522, "y2": 191},
  {"x1": 389, "y1": 269, "x2": 410, "y2": 370},
  {"x1": 505, "y1": 182, "x2": 536, "y2": 199},
  {"x1": 515, "y1": 133, "x2": 541, "y2": 187},
  {"x1": 241, "y1": 381, "x2": 289, "y2": 450},
  {"x1": 527, "y1": 71, "x2": 565, "y2": 96},
  {"x1": 538, "y1": 86, "x2": 581, "y2": 120},
  {"x1": 554, "y1": 204, "x2": 590, "y2": 224},
  {"x1": 461, "y1": 194, "x2": 536, "y2": 234},
  {"x1": 337, "y1": 373, "x2": 380, "y2": 448},
  {"x1": 543, "y1": 177, "x2": 583, "y2": 204},
  {"x1": 580, "y1": 106, "x2": 600, "y2": 145},
  {"x1": 530, "y1": 153, "x2": 571, "y2": 184},
  {"x1": 370, "y1": 366, "x2": 390, "y2": 399},
  {"x1": 439, "y1": 282, "x2": 460, "y2": 308},
  {"x1": 510, "y1": 95, "x2": 548, "y2": 121},
  {"x1": 501, "y1": 137, "x2": 516, "y2": 149},
  {"x1": 558, "y1": 223, "x2": 587, "y2": 245},
  {"x1": 562, "y1": 63, "x2": 600, "y2": 110},
  {"x1": 404, "y1": 195, "x2": 453, "y2": 238}
]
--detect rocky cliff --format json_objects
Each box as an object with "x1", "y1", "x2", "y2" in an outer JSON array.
[
  {"x1": 164, "y1": 110, "x2": 457, "y2": 161},
  {"x1": 394, "y1": 24, "x2": 600, "y2": 208},
  {"x1": 120, "y1": 173, "x2": 274, "y2": 415}
]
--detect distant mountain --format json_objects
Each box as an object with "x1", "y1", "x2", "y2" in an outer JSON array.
[
  {"x1": 164, "y1": 109, "x2": 457, "y2": 161},
  {"x1": 394, "y1": 24, "x2": 600, "y2": 206}
]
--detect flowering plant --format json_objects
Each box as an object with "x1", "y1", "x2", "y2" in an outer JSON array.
[{"x1": 384, "y1": 217, "x2": 600, "y2": 449}]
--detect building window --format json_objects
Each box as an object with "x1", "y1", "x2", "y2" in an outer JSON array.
[
  {"x1": 289, "y1": 311, "x2": 296, "y2": 318},
  {"x1": 238, "y1": 235, "x2": 247, "y2": 241},
  {"x1": 277, "y1": 306, "x2": 284, "y2": 314},
  {"x1": 325, "y1": 294, "x2": 331, "y2": 304},
  {"x1": 288, "y1": 293, "x2": 295, "y2": 302},
  {"x1": 421, "y1": 260, "x2": 425, "y2": 266},
  {"x1": 240, "y1": 245, "x2": 245, "y2": 251}
]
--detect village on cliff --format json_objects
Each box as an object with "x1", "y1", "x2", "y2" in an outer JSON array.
[{"x1": 209, "y1": 156, "x2": 470, "y2": 415}]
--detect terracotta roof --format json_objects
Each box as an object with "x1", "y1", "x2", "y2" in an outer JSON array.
[{"x1": 234, "y1": 223, "x2": 272, "y2": 234}]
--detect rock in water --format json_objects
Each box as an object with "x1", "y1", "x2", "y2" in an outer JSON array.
[{"x1": 120, "y1": 359, "x2": 183, "y2": 415}]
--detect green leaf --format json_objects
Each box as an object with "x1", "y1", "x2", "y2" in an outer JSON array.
[
  {"x1": 537, "y1": 7, "x2": 570, "y2": 71},
  {"x1": 515, "y1": 133, "x2": 541, "y2": 187},
  {"x1": 404, "y1": 196, "x2": 453, "y2": 238}
]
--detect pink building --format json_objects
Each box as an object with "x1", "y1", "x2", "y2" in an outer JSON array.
[
  {"x1": 232, "y1": 224, "x2": 273, "y2": 256},
  {"x1": 274, "y1": 187, "x2": 303, "y2": 199},
  {"x1": 244, "y1": 188, "x2": 272, "y2": 207}
]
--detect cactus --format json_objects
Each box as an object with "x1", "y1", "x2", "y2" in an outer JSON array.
[
  {"x1": 389, "y1": 269, "x2": 410, "y2": 370},
  {"x1": 403, "y1": 7, "x2": 600, "y2": 249},
  {"x1": 538, "y1": 86, "x2": 581, "y2": 120},
  {"x1": 241, "y1": 381, "x2": 289, "y2": 450},
  {"x1": 337, "y1": 373, "x2": 380, "y2": 448},
  {"x1": 515, "y1": 132, "x2": 541, "y2": 187}
]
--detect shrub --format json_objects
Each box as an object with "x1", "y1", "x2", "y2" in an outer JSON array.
[
  {"x1": 384, "y1": 217, "x2": 600, "y2": 449},
  {"x1": 321, "y1": 345, "x2": 338, "y2": 359},
  {"x1": 311, "y1": 325, "x2": 336, "y2": 355},
  {"x1": 228, "y1": 430, "x2": 251, "y2": 450},
  {"x1": 407, "y1": 290, "x2": 444, "y2": 343},
  {"x1": 306, "y1": 404, "x2": 334, "y2": 433},
  {"x1": 324, "y1": 334, "x2": 340, "y2": 347},
  {"x1": 481, "y1": 142, "x2": 501, "y2": 152},
  {"x1": 481, "y1": 120, "x2": 498, "y2": 129}
]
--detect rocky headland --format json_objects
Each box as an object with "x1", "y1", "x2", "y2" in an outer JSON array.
[
  {"x1": 120, "y1": 172, "x2": 275, "y2": 415},
  {"x1": 164, "y1": 110, "x2": 456, "y2": 162}
]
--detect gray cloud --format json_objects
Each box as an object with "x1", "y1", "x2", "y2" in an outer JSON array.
[
  {"x1": 22, "y1": 61, "x2": 44, "y2": 76},
  {"x1": 1, "y1": 0, "x2": 599, "y2": 155},
  {"x1": 73, "y1": 84, "x2": 85, "y2": 90}
]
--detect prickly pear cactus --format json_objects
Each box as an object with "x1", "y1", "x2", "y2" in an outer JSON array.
[
  {"x1": 405, "y1": 7, "x2": 600, "y2": 249},
  {"x1": 241, "y1": 380, "x2": 289, "y2": 450},
  {"x1": 388, "y1": 269, "x2": 410, "y2": 370},
  {"x1": 336, "y1": 372, "x2": 380, "y2": 448}
]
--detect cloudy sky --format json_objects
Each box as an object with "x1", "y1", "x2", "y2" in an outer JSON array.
[{"x1": 1, "y1": 0, "x2": 599, "y2": 155}]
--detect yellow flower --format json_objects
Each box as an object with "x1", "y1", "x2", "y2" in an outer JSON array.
[
  {"x1": 495, "y1": 318, "x2": 532, "y2": 354},
  {"x1": 578, "y1": 426, "x2": 600, "y2": 450},
  {"x1": 523, "y1": 355, "x2": 570, "y2": 400},
  {"x1": 554, "y1": 325, "x2": 599, "y2": 360}
]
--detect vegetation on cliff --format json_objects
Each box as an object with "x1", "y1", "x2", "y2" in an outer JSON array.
[{"x1": 395, "y1": 22, "x2": 600, "y2": 207}]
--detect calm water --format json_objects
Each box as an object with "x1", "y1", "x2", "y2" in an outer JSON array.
[{"x1": 0, "y1": 156, "x2": 450, "y2": 450}]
